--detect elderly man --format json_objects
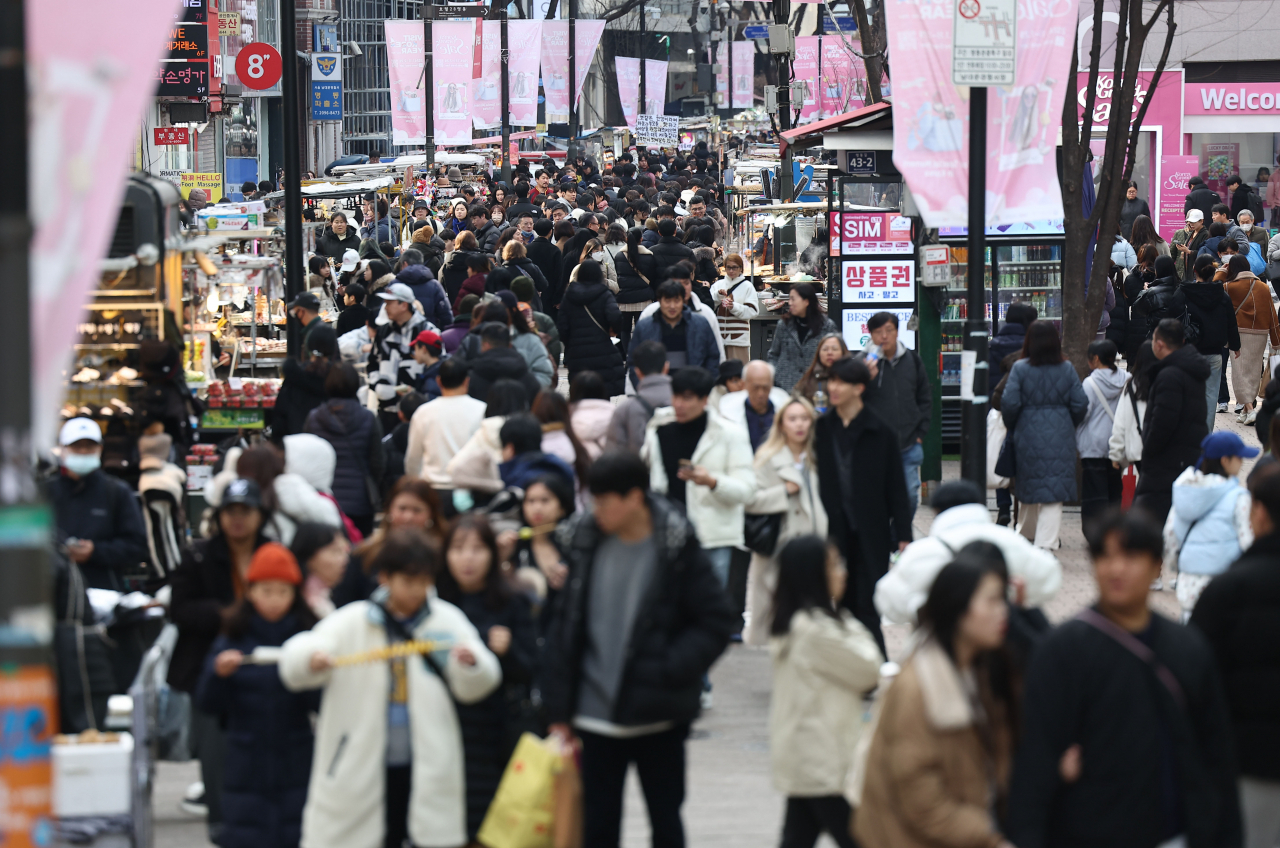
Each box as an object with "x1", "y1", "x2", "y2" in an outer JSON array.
[{"x1": 718, "y1": 360, "x2": 791, "y2": 451}]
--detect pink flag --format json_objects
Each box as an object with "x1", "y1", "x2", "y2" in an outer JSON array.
[
  {"x1": 731, "y1": 42, "x2": 754, "y2": 109},
  {"x1": 434, "y1": 20, "x2": 475, "y2": 146},
  {"x1": 575, "y1": 19, "x2": 606, "y2": 107},
  {"x1": 541, "y1": 20, "x2": 605, "y2": 121},
  {"x1": 820, "y1": 35, "x2": 868, "y2": 118},
  {"x1": 616, "y1": 57, "x2": 641, "y2": 128},
  {"x1": 508, "y1": 20, "x2": 542, "y2": 126},
  {"x1": 385, "y1": 21, "x2": 425, "y2": 146},
  {"x1": 794, "y1": 36, "x2": 821, "y2": 123},
  {"x1": 29, "y1": 0, "x2": 186, "y2": 447},
  {"x1": 472, "y1": 21, "x2": 502, "y2": 130},
  {"x1": 644, "y1": 59, "x2": 668, "y2": 115},
  {"x1": 716, "y1": 44, "x2": 728, "y2": 107}
]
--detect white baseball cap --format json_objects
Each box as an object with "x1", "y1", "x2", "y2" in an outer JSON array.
[
  {"x1": 1186, "y1": 209, "x2": 1204, "y2": 223},
  {"x1": 377, "y1": 282, "x2": 416, "y2": 304},
  {"x1": 59, "y1": 418, "x2": 102, "y2": 446},
  {"x1": 339, "y1": 249, "x2": 360, "y2": 272}
]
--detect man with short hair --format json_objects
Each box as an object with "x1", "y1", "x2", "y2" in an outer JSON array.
[
  {"x1": 1008, "y1": 508, "x2": 1241, "y2": 848},
  {"x1": 1184, "y1": 174, "x2": 1222, "y2": 221},
  {"x1": 1212, "y1": 203, "x2": 1251, "y2": 253},
  {"x1": 558, "y1": 180, "x2": 578, "y2": 208},
  {"x1": 368, "y1": 282, "x2": 433, "y2": 430},
  {"x1": 514, "y1": 212, "x2": 536, "y2": 244},
  {"x1": 542, "y1": 451, "x2": 734, "y2": 848},
  {"x1": 650, "y1": 218, "x2": 696, "y2": 282},
  {"x1": 858, "y1": 311, "x2": 932, "y2": 521},
  {"x1": 466, "y1": 321, "x2": 542, "y2": 405},
  {"x1": 409, "y1": 330, "x2": 445, "y2": 400},
  {"x1": 531, "y1": 169, "x2": 553, "y2": 203},
  {"x1": 1227, "y1": 173, "x2": 1263, "y2": 223},
  {"x1": 628, "y1": 280, "x2": 720, "y2": 384},
  {"x1": 469, "y1": 204, "x2": 500, "y2": 252},
  {"x1": 814, "y1": 357, "x2": 912, "y2": 653},
  {"x1": 527, "y1": 218, "x2": 565, "y2": 319},
  {"x1": 1135, "y1": 318, "x2": 1211, "y2": 523},
  {"x1": 358, "y1": 193, "x2": 391, "y2": 242},
  {"x1": 287, "y1": 291, "x2": 330, "y2": 358},
  {"x1": 498, "y1": 413, "x2": 575, "y2": 489},
  {"x1": 609, "y1": 340, "x2": 671, "y2": 453},
  {"x1": 405, "y1": 358, "x2": 488, "y2": 489},
  {"x1": 634, "y1": 263, "x2": 723, "y2": 372},
  {"x1": 507, "y1": 181, "x2": 542, "y2": 221}
]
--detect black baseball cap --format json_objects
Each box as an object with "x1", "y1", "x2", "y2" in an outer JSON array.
[
  {"x1": 222, "y1": 478, "x2": 262, "y2": 509},
  {"x1": 288, "y1": 292, "x2": 321, "y2": 312}
]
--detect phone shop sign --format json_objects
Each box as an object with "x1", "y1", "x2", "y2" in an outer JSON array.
[
  {"x1": 842, "y1": 260, "x2": 915, "y2": 305},
  {"x1": 830, "y1": 211, "x2": 914, "y2": 256}
]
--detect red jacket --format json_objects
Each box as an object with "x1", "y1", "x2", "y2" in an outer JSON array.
[{"x1": 453, "y1": 272, "x2": 488, "y2": 314}]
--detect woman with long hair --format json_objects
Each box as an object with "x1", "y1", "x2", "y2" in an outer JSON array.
[
  {"x1": 446, "y1": 199, "x2": 469, "y2": 236},
  {"x1": 767, "y1": 283, "x2": 838, "y2": 393},
  {"x1": 333, "y1": 477, "x2": 444, "y2": 608},
  {"x1": 743, "y1": 397, "x2": 828, "y2": 645},
  {"x1": 856, "y1": 543, "x2": 1016, "y2": 848},
  {"x1": 531, "y1": 390, "x2": 592, "y2": 491},
  {"x1": 1129, "y1": 214, "x2": 1169, "y2": 257},
  {"x1": 568, "y1": 237, "x2": 618, "y2": 290},
  {"x1": 503, "y1": 473, "x2": 575, "y2": 623},
  {"x1": 792, "y1": 334, "x2": 850, "y2": 410}
]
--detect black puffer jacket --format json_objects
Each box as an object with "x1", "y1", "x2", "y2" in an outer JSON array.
[
  {"x1": 466, "y1": 347, "x2": 543, "y2": 407},
  {"x1": 440, "y1": 249, "x2": 493, "y2": 306},
  {"x1": 1182, "y1": 281, "x2": 1241, "y2": 356},
  {"x1": 487, "y1": 257, "x2": 550, "y2": 303},
  {"x1": 557, "y1": 280, "x2": 625, "y2": 395},
  {"x1": 474, "y1": 221, "x2": 501, "y2": 253},
  {"x1": 542, "y1": 495, "x2": 735, "y2": 726},
  {"x1": 304, "y1": 397, "x2": 385, "y2": 519},
  {"x1": 1130, "y1": 274, "x2": 1185, "y2": 339},
  {"x1": 1138, "y1": 344, "x2": 1210, "y2": 497},
  {"x1": 650, "y1": 235, "x2": 696, "y2": 283},
  {"x1": 614, "y1": 245, "x2": 661, "y2": 304},
  {"x1": 49, "y1": 469, "x2": 149, "y2": 591},
  {"x1": 316, "y1": 227, "x2": 360, "y2": 259}
]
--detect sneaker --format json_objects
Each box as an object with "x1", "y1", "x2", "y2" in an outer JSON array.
[
  {"x1": 1217, "y1": 402, "x2": 1229, "y2": 413},
  {"x1": 1235, "y1": 404, "x2": 1245, "y2": 414},
  {"x1": 1245, "y1": 409, "x2": 1258, "y2": 425},
  {"x1": 181, "y1": 781, "x2": 208, "y2": 817},
  {"x1": 700, "y1": 690, "x2": 714, "y2": 710},
  {"x1": 996, "y1": 508, "x2": 1011, "y2": 527}
]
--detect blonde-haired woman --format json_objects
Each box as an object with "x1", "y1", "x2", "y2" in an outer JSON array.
[{"x1": 743, "y1": 397, "x2": 828, "y2": 646}]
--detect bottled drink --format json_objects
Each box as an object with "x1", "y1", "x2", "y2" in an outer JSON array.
[{"x1": 813, "y1": 387, "x2": 828, "y2": 414}]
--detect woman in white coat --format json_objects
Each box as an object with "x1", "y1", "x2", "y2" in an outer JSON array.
[
  {"x1": 1108, "y1": 340, "x2": 1154, "y2": 472},
  {"x1": 709, "y1": 254, "x2": 761, "y2": 363},
  {"x1": 279, "y1": 530, "x2": 501, "y2": 848},
  {"x1": 743, "y1": 397, "x2": 828, "y2": 646}
]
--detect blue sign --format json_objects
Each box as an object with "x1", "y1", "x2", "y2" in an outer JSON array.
[
  {"x1": 822, "y1": 15, "x2": 857, "y2": 32},
  {"x1": 312, "y1": 81, "x2": 342, "y2": 120},
  {"x1": 743, "y1": 25, "x2": 769, "y2": 40}
]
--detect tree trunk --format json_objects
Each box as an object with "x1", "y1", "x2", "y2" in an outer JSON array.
[{"x1": 849, "y1": 0, "x2": 884, "y2": 103}]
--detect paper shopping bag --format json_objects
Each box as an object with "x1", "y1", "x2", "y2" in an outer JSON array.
[
  {"x1": 552, "y1": 739, "x2": 582, "y2": 848},
  {"x1": 477, "y1": 733, "x2": 561, "y2": 848}
]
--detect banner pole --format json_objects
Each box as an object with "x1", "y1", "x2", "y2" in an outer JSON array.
[
  {"x1": 423, "y1": 5, "x2": 434, "y2": 168},
  {"x1": 500, "y1": 12, "x2": 510, "y2": 183},
  {"x1": 962, "y1": 86, "x2": 988, "y2": 488}
]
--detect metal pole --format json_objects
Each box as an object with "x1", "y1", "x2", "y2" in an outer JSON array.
[
  {"x1": 568, "y1": 0, "x2": 578, "y2": 161},
  {"x1": 639, "y1": 0, "x2": 646, "y2": 144},
  {"x1": 962, "y1": 86, "x2": 988, "y2": 487},
  {"x1": 281, "y1": 0, "x2": 305, "y2": 356},
  {"x1": 500, "y1": 12, "x2": 511, "y2": 184},
  {"x1": 423, "y1": 4, "x2": 434, "y2": 168}
]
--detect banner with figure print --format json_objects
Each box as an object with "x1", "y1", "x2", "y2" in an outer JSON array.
[
  {"x1": 731, "y1": 41, "x2": 754, "y2": 109},
  {"x1": 820, "y1": 34, "x2": 868, "y2": 117},
  {"x1": 716, "y1": 43, "x2": 728, "y2": 107},
  {"x1": 644, "y1": 59, "x2": 668, "y2": 115},
  {"x1": 472, "y1": 21, "x2": 502, "y2": 130},
  {"x1": 616, "y1": 56, "x2": 641, "y2": 128},
  {"x1": 508, "y1": 20, "x2": 542, "y2": 126},
  {"x1": 385, "y1": 20, "x2": 425, "y2": 146},
  {"x1": 794, "y1": 36, "x2": 820, "y2": 123},
  {"x1": 433, "y1": 20, "x2": 476, "y2": 146},
  {"x1": 882, "y1": 0, "x2": 1079, "y2": 227}
]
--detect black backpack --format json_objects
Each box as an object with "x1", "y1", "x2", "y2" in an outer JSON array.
[{"x1": 1248, "y1": 187, "x2": 1265, "y2": 223}]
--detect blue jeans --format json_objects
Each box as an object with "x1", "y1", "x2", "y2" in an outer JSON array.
[
  {"x1": 1205, "y1": 352, "x2": 1223, "y2": 432},
  {"x1": 704, "y1": 546, "x2": 733, "y2": 589},
  {"x1": 902, "y1": 442, "x2": 924, "y2": 523}
]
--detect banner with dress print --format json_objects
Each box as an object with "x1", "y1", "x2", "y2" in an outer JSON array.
[
  {"x1": 616, "y1": 56, "x2": 641, "y2": 128},
  {"x1": 794, "y1": 36, "x2": 821, "y2": 123},
  {"x1": 731, "y1": 41, "x2": 754, "y2": 109},
  {"x1": 882, "y1": 0, "x2": 1079, "y2": 227},
  {"x1": 433, "y1": 20, "x2": 476, "y2": 146},
  {"x1": 385, "y1": 20, "x2": 425, "y2": 146},
  {"x1": 473, "y1": 21, "x2": 502, "y2": 130},
  {"x1": 645, "y1": 59, "x2": 668, "y2": 115},
  {"x1": 508, "y1": 20, "x2": 542, "y2": 126},
  {"x1": 820, "y1": 34, "x2": 868, "y2": 117}
]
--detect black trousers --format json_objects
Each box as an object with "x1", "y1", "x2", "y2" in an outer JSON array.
[
  {"x1": 780, "y1": 796, "x2": 860, "y2": 848},
  {"x1": 580, "y1": 723, "x2": 690, "y2": 848},
  {"x1": 1219, "y1": 348, "x2": 1231, "y2": 405},
  {"x1": 1080, "y1": 457, "x2": 1122, "y2": 529},
  {"x1": 385, "y1": 765, "x2": 412, "y2": 848},
  {"x1": 1132, "y1": 490, "x2": 1173, "y2": 526},
  {"x1": 838, "y1": 533, "x2": 885, "y2": 658}
]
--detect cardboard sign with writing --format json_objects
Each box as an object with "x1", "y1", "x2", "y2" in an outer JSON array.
[
  {"x1": 635, "y1": 114, "x2": 678, "y2": 147},
  {"x1": 180, "y1": 172, "x2": 223, "y2": 203}
]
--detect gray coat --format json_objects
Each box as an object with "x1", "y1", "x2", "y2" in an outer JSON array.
[
  {"x1": 607, "y1": 374, "x2": 673, "y2": 453},
  {"x1": 768, "y1": 315, "x2": 839, "y2": 393},
  {"x1": 1001, "y1": 360, "x2": 1088, "y2": 504}
]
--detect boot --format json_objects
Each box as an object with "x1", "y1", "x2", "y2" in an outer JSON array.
[{"x1": 996, "y1": 507, "x2": 1011, "y2": 527}]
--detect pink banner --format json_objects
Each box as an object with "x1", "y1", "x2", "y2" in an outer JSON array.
[
  {"x1": 794, "y1": 36, "x2": 820, "y2": 123},
  {"x1": 1159, "y1": 156, "x2": 1199, "y2": 242},
  {"x1": 884, "y1": 0, "x2": 1079, "y2": 228},
  {"x1": 31, "y1": 0, "x2": 184, "y2": 448},
  {"x1": 434, "y1": 20, "x2": 475, "y2": 146},
  {"x1": 644, "y1": 59, "x2": 668, "y2": 115},
  {"x1": 541, "y1": 20, "x2": 605, "y2": 121},
  {"x1": 576, "y1": 20, "x2": 606, "y2": 108},
  {"x1": 616, "y1": 56, "x2": 641, "y2": 128},
  {"x1": 385, "y1": 21, "x2": 426, "y2": 146},
  {"x1": 472, "y1": 21, "x2": 502, "y2": 130},
  {"x1": 716, "y1": 43, "x2": 728, "y2": 108},
  {"x1": 508, "y1": 20, "x2": 542, "y2": 126},
  {"x1": 731, "y1": 41, "x2": 754, "y2": 109},
  {"x1": 820, "y1": 35, "x2": 866, "y2": 118}
]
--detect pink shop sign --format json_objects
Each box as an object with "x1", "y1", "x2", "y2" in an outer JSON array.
[
  {"x1": 1187, "y1": 83, "x2": 1280, "y2": 115},
  {"x1": 1076, "y1": 70, "x2": 1181, "y2": 154}
]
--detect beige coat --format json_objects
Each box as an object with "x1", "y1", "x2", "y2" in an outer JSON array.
[
  {"x1": 769, "y1": 608, "x2": 882, "y2": 796},
  {"x1": 854, "y1": 639, "x2": 1012, "y2": 848},
  {"x1": 444, "y1": 415, "x2": 506, "y2": 494},
  {"x1": 742, "y1": 448, "x2": 828, "y2": 646}
]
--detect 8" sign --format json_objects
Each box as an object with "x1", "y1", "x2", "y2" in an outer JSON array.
[{"x1": 235, "y1": 42, "x2": 282, "y2": 90}]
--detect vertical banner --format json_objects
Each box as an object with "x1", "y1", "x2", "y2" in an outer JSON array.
[
  {"x1": 645, "y1": 59, "x2": 668, "y2": 115},
  {"x1": 385, "y1": 20, "x2": 425, "y2": 146},
  {"x1": 473, "y1": 21, "x2": 502, "y2": 130},
  {"x1": 731, "y1": 41, "x2": 754, "y2": 109},
  {"x1": 540, "y1": 21, "x2": 570, "y2": 120},
  {"x1": 794, "y1": 36, "x2": 820, "y2": 123},
  {"x1": 434, "y1": 20, "x2": 476, "y2": 146},
  {"x1": 820, "y1": 35, "x2": 867, "y2": 117},
  {"x1": 508, "y1": 20, "x2": 542, "y2": 126},
  {"x1": 616, "y1": 56, "x2": 641, "y2": 128},
  {"x1": 1160, "y1": 156, "x2": 1200, "y2": 241},
  {"x1": 716, "y1": 43, "x2": 728, "y2": 106},
  {"x1": 311, "y1": 53, "x2": 342, "y2": 121},
  {"x1": 575, "y1": 19, "x2": 606, "y2": 107}
]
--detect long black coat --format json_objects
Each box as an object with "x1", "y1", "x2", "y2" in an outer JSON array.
[
  {"x1": 542, "y1": 496, "x2": 735, "y2": 726},
  {"x1": 1138, "y1": 344, "x2": 1210, "y2": 497},
  {"x1": 195, "y1": 614, "x2": 320, "y2": 848},
  {"x1": 1008, "y1": 611, "x2": 1242, "y2": 848},
  {"x1": 304, "y1": 398, "x2": 385, "y2": 519},
  {"x1": 527, "y1": 237, "x2": 566, "y2": 315},
  {"x1": 1183, "y1": 281, "x2": 1242, "y2": 356},
  {"x1": 649, "y1": 235, "x2": 696, "y2": 283},
  {"x1": 272, "y1": 358, "x2": 330, "y2": 439},
  {"x1": 556, "y1": 280, "x2": 625, "y2": 395}
]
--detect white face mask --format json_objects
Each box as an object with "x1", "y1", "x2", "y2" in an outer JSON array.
[
  {"x1": 62, "y1": 452, "x2": 101, "y2": 476},
  {"x1": 1241, "y1": 222, "x2": 1253, "y2": 232},
  {"x1": 591, "y1": 251, "x2": 605, "y2": 261}
]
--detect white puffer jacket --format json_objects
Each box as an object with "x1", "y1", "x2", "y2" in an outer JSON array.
[
  {"x1": 204, "y1": 446, "x2": 341, "y2": 545},
  {"x1": 874, "y1": 503, "x2": 1062, "y2": 625},
  {"x1": 1108, "y1": 382, "x2": 1147, "y2": 467}
]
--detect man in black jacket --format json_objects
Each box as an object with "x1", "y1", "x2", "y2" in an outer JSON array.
[
  {"x1": 1183, "y1": 257, "x2": 1242, "y2": 431},
  {"x1": 527, "y1": 218, "x2": 565, "y2": 318},
  {"x1": 650, "y1": 218, "x2": 696, "y2": 283},
  {"x1": 1185, "y1": 175, "x2": 1222, "y2": 221},
  {"x1": 1009, "y1": 508, "x2": 1242, "y2": 848},
  {"x1": 465, "y1": 321, "x2": 542, "y2": 406},
  {"x1": 1135, "y1": 318, "x2": 1211, "y2": 523},
  {"x1": 1227, "y1": 174, "x2": 1261, "y2": 223},
  {"x1": 813, "y1": 356, "x2": 912, "y2": 654},
  {"x1": 1192, "y1": 467, "x2": 1280, "y2": 848},
  {"x1": 469, "y1": 204, "x2": 501, "y2": 253},
  {"x1": 543, "y1": 451, "x2": 734, "y2": 848},
  {"x1": 505, "y1": 180, "x2": 542, "y2": 221}
]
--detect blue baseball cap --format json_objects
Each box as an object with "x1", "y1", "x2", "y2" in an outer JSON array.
[{"x1": 1200, "y1": 431, "x2": 1261, "y2": 462}]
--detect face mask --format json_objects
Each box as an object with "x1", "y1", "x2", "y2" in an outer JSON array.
[
  {"x1": 592, "y1": 251, "x2": 605, "y2": 261},
  {"x1": 62, "y1": 452, "x2": 101, "y2": 476},
  {"x1": 1242, "y1": 222, "x2": 1253, "y2": 232}
]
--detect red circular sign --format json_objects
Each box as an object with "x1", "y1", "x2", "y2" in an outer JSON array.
[
  {"x1": 958, "y1": 0, "x2": 981, "y2": 18},
  {"x1": 235, "y1": 42, "x2": 283, "y2": 90}
]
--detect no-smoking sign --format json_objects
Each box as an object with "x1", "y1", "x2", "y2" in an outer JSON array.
[
  {"x1": 958, "y1": 0, "x2": 980, "y2": 18},
  {"x1": 235, "y1": 42, "x2": 283, "y2": 90}
]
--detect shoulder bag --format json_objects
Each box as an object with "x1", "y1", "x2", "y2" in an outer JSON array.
[
  {"x1": 1075, "y1": 609, "x2": 1186, "y2": 708},
  {"x1": 743, "y1": 512, "x2": 783, "y2": 556}
]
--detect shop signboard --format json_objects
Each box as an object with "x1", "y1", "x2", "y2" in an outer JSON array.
[
  {"x1": 0, "y1": 667, "x2": 56, "y2": 848},
  {"x1": 311, "y1": 53, "x2": 342, "y2": 121},
  {"x1": 218, "y1": 12, "x2": 241, "y2": 37},
  {"x1": 636, "y1": 114, "x2": 679, "y2": 147},
  {"x1": 1186, "y1": 83, "x2": 1280, "y2": 116},
  {"x1": 154, "y1": 126, "x2": 189, "y2": 146},
  {"x1": 166, "y1": 22, "x2": 208, "y2": 60},
  {"x1": 844, "y1": 308, "x2": 916, "y2": 350},
  {"x1": 830, "y1": 211, "x2": 913, "y2": 255},
  {"x1": 156, "y1": 61, "x2": 209, "y2": 96},
  {"x1": 1158, "y1": 155, "x2": 1199, "y2": 241},
  {"x1": 235, "y1": 42, "x2": 282, "y2": 91},
  {"x1": 180, "y1": 172, "x2": 223, "y2": 202},
  {"x1": 178, "y1": 0, "x2": 206, "y2": 24},
  {"x1": 841, "y1": 259, "x2": 915, "y2": 305}
]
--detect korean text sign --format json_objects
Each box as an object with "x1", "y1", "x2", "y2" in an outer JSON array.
[
  {"x1": 841, "y1": 259, "x2": 915, "y2": 305},
  {"x1": 830, "y1": 212, "x2": 913, "y2": 255},
  {"x1": 311, "y1": 53, "x2": 342, "y2": 121}
]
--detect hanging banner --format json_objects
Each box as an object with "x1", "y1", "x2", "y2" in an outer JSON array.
[
  {"x1": 434, "y1": 20, "x2": 476, "y2": 146},
  {"x1": 644, "y1": 59, "x2": 668, "y2": 115},
  {"x1": 883, "y1": 0, "x2": 1078, "y2": 227},
  {"x1": 508, "y1": 20, "x2": 542, "y2": 126},
  {"x1": 31, "y1": 0, "x2": 185, "y2": 451},
  {"x1": 716, "y1": 43, "x2": 728, "y2": 107},
  {"x1": 731, "y1": 41, "x2": 754, "y2": 109},
  {"x1": 1159, "y1": 156, "x2": 1200, "y2": 242},
  {"x1": 576, "y1": 20, "x2": 606, "y2": 107},
  {"x1": 541, "y1": 20, "x2": 605, "y2": 122},
  {"x1": 385, "y1": 20, "x2": 425, "y2": 146},
  {"x1": 616, "y1": 56, "x2": 641, "y2": 128},
  {"x1": 473, "y1": 21, "x2": 502, "y2": 130},
  {"x1": 794, "y1": 36, "x2": 820, "y2": 123},
  {"x1": 820, "y1": 35, "x2": 867, "y2": 117}
]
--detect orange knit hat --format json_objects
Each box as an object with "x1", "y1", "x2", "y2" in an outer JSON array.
[{"x1": 246, "y1": 542, "x2": 303, "y2": 586}]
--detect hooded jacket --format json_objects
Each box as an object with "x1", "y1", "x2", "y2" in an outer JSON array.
[
  {"x1": 607, "y1": 374, "x2": 672, "y2": 453},
  {"x1": 557, "y1": 279, "x2": 625, "y2": 395},
  {"x1": 396, "y1": 264, "x2": 452, "y2": 330},
  {"x1": 1002, "y1": 360, "x2": 1089, "y2": 504},
  {"x1": 466, "y1": 346, "x2": 542, "y2": 408},
  {"x1": 1076, "y1": 366, "x2": 1128, "y2": 458},
  {"x1": 1182, "y1": 280, "x2": 1242, "y2": 355},
  {"x1": 440, "y1": 250, "x2": 492, "y2": 306},
  {"x1": 1184, "y1": 185, "x2": 1222, "y2": 220},
  {"x1": 988, "y1": 322, "x2": 1027, "y2": 384},
  {"x1": 1131, "y1": 257, "x2": 1186, "y2": 338},
  {"x1": 768, "y1": 315, "x2": 840, "y2": 394},
  {"x1": 304, "y1": 397, "x2": 385, "y2": 518},
  {"x1": 473, "y1": 221, "x2": 501, "y2": 253},
  {"x1": 487, "y1": 256, "x2": 550, "y2": 302},
  {"x1": 368, "y1": 310, "x2": 431, "y2": 413},
  {"x1": 570, "y1": 398, "x2": 615, "y2": 458},
  {"x1": 510, "y1": 329, "x2": 554, "y2": 387},
  {"x1": 1108, "y1": 380, "x2": 1147, "y2": 468},
  {"x1": 649, "y1": 235, "x2": 696, "y2": 282},
  {"x1": 1164, "y1": 467, "x2": 1252, "y2": 577},
  {"x1": 1139, "y1": 344, "x2": 1211, "y2": 496},
  {"x1": 441, "y1": 314, "x2": 473, "y2": 354}
]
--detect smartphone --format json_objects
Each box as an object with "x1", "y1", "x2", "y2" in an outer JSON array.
[{"x1": 678, "y1": 458, "x2": 694, "y2": 470}]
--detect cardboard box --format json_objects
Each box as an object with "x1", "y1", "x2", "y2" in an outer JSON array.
[{"x1": 53, "y1": 733, "x2": 134, "y2": 818}]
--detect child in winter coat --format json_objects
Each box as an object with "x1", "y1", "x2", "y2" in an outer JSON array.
[
  {"x1": 1164, "y1": 431, "x2": 1258, "y2": 618},
  {"x1": 278, "y1": 529, "x2": 501, "y2": 848},
  {"x1": 1076, "y1": 340, "x2": 1128, "y2": 526},
  {"x1": 769, "y1": 535, "x2": 883, "y2": 848},
  {"x1": 195, "y1": 543, "x2": 321, "y2": 848}
]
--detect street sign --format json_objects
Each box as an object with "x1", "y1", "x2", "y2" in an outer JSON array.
[
  {"x1": 743, "y1": 25, "x2": 769, "y2": 40},
  {"x1": 431, "y1": 4, "x2": 487, "y2": 18},
  {"x1": 311, "y1": 53, "x2": 342, "y2": 121},
  {"x1": 821, "y1": 15, "x2": 857, "y2": 33},
  {"x1": 635, "y1": 114, "x2": 679, "y2": 147},
  {"x1": 952, "y1": 0, "x2": 1016, "y2": 86},
  {"x1": 236, "y1": 42, "x2": 283, "y2": 91},
  {"x1": 921, "y1": 245, "x2": 953, "y2": 287},
  {"x1": 847, "y1": 150, "x2": 876, "y2": 175},
  {"x1": 153, "y1": 127, "x2": 190, "y2": 146},
  {"x1": 218, "y1": 12, "x2": 241, "y2": 36}
]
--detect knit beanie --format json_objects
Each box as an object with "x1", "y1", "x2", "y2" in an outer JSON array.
[{"x1": 246, "y1": 542, "x2": 302, "y2": 585}]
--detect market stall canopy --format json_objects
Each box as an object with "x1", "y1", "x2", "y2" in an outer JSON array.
[
  {"x1": 473, "y1": 130, "x2": 540, "y2": 144},
  {"x1": 329, "y1": 153, "x2": 488, "y2": 177},
  {"x1": 780, "y1": 101, "x2": 893, "y2": 154},
  {"x1": 264, "y1": 176, "x2": 395, "y2": 201}
]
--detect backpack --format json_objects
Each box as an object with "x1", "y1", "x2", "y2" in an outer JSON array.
[{"x1": 1248, "y1": 186, "x2": 1265, "y2": 222}]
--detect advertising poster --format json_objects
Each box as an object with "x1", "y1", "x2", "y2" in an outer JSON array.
[
  {"x1": 577, "y1": 20, "x2": 606, "y2": 106},
  {"x1": 508, "y1": 20, "x2": 542, "y2": 126},
  {"x1": 841, "y1": 259, "x2": 916, "y2": 305},
  {"x1": 385, "y1": 20, "x2": 425, "y2": 146},
  {"x1": 820, "y1": 35, "x2": 866, "y2": 117},
  {"x1": 540, "y1": 22, "x2": 570, "y2": 118},
  {"x1": 732, "y1": 41, "x2": 754, "y2": 109},
  {"x1": 830, "y1": 212, "x2": 914, "y2": 255},
  {"x1": 473, "y1": 21, "x2": 502, "y2": 130},
  {"x1": 1200, "y1": 142, "x2": 1240, "y2": 198},
  {"x1": 716, "y1": 43, "x2": 728, "y2": 106},
  {"x1": 645, "y1": 59, "x2": 668, "y2": 115},
  {"x1": 433, "y1": 20, "x2": 476, "y2": 146},
  {"x1": 1159, "y1": 156, "x2": 1200, "y2": 241},
  {"x1": 794, "y1": 36, "x2": 821, "y2": 123},
  {"x1": 844, "y1": 308, "x2": 916, "y2": 350},
  {"x1": 180, "y1": 172, "x2": 224, "y2": 202},
  {"x1": 616, "y1": 56, "x2": 641, "y2": 128}
]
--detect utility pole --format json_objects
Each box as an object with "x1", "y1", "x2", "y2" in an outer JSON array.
[
  {"x1": 500, "y1": 11, "x2": 510, "y2": 183},
  {"x1": 280, "y1": 0, "x2": 304, "y2": 354},
  {"x1": 962, "y1": 87, "x2": 988, "y2": 487},
  {"x1": 639, "y1": 0, "x2": 646, "y2": 150},
  {"x1": 567, "y1": 0, "x2": 579, "y2": 161},
  {"x1": 422, "y1": 3, "x2": 434, "y2": 169}
]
